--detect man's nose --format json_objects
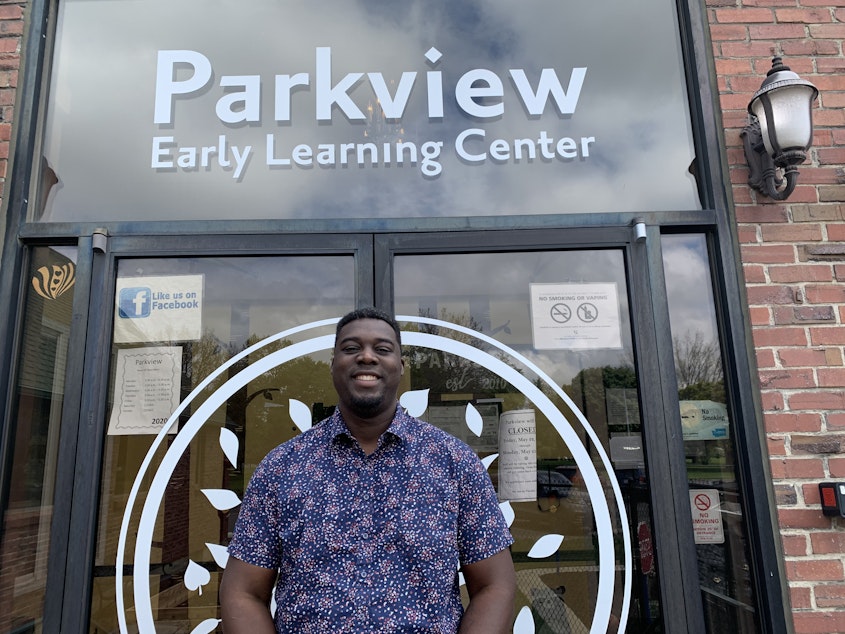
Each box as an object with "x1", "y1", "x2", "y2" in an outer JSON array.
[{"x1": 357, "y1": 346, "x2": 378, "y2": 363}]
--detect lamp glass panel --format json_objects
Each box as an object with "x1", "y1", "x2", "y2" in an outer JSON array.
[{"x1": 751, "y1": 85, "x2": 815, "y2": 155}]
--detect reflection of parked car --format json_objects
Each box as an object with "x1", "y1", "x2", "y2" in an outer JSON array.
[{"x1": 537, "y1": 470, "x2": 572, "y2": 498}]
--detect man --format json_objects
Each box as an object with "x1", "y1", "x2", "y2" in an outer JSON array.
[{"x1": 220, "y1": 307, "x2": 515, "y2": 633}]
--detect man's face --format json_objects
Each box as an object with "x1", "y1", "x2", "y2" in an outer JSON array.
[{"x1": 331, "y1": 318, "x2": 404, "y2": 420}]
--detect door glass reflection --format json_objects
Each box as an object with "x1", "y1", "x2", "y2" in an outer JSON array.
[
  {"x1": 89, "y1": 256, "x2": 353, "y2": 633},
  {"x1": 662, "y1": 234, "x2": 759, "y2": 632},
  {"x1": 395, "y1": 250, "x2": 662, "y2": 633},
  {"x1": 0, "y1": 246, "x2": 77, "y2": 633}
]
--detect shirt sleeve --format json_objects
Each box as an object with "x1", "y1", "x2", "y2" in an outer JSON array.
[
  {"x1": 226, "y1": 452, "x2": 284, "y2": 569},
  {"x1": 456, "y1": 448, "x2": 514, "y2": 566}
]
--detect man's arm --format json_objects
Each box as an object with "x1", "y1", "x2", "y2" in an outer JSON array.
[
  {"x1": 219, "y1": 557, "x2": 278, "y2": 633},
  {"x1": 458, "y1": 548, "x2": 516, "y2": 634}
]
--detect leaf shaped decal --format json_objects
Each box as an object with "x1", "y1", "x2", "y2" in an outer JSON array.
[
  {"x1": 527, "y1": 534, "x2": 564, "y2": 559},
  {"x1": 513, "y1": 606, "x2": 536, "y2": 634},
  {"x1": 499, "y1": 500, "x2": 515, "y2": 527},
  {"x1": 465, "y1": 403, "x2": 483, "y2": 437},
  {"x1": 190, "y1": 618, "x2": 221, "y2": 634},
  {"x1": 219, "y1": 428, "x2": 239, "y2": 468},
  {"x1": 289, "y1": 398, "x2": 312, "y2": 432},
  {"x1": 206, "y1": 542, "x2": 230, "y2": 569},
  {"x1": 201, "y1": 488, "x2": 242, "y2": 511},
  {"x1": 400, "y1": 389, "x2": 429, "y2": 418},
  {"x1": 481, "y1": 453, "x2": 499, "y2": 470},
  {"x1": 458, "y1": 571, "x2": 465, "y2": 587},
  {"x1": 184, "y1": 559, "x2": 211, "y2": 595}
]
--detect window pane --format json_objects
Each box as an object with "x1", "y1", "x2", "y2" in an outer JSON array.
[
  {"x1": 0, "y1": 246, "x2": 77, "y2": 633},
  {"x1": 662, "y1": 234, "x2": 759, "y2": 632},
  {"x1": 395, "y1": 250, "x2": 662, "y2": 633},
  {"x1": 90, "y1": 256, "x2": 354, "y2": 633},
  {"x1": 37, "y1": 0, "x2": 699, "y2": 223}
]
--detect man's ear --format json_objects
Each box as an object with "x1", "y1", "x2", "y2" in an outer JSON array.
[{"x1": 400, "y1": 358, "x2": 405, "y2": 375}]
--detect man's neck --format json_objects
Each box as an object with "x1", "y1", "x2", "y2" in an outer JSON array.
[{"x1": 339, "y1": 404, "x2": 397, "y2": 455}]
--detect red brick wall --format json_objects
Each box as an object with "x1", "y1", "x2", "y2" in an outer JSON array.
[
  {"x1": 0, "y1": 1, "x2": 21, "y2": 196},
  {"x1": 710, "y1": 0, "x2": 845, "y2": 631}
]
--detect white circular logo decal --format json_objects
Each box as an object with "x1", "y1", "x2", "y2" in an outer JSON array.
[{"x1": 117, "y1": 316, "x2": 632, "y2": 633}]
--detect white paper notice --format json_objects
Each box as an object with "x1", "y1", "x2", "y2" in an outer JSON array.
[
  {"x1": 530, "y1": 282, "x2": 623, "y2": 350},
  {"x1": 497, "y1": 409, "x2": 537, "y2": 502},
  {"x1": 108, "y1": 347, "x2": 182, "y2": 435}
]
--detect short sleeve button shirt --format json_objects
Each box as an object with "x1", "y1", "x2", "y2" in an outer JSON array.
[{"x1": 227, "y1": 405, "x2": 513, "y2": 633}]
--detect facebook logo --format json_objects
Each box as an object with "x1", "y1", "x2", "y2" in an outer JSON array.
[{"x1": 119, "y1": 287, "x2": 151, "y2": 318}]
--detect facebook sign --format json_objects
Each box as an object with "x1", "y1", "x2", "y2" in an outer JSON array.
[{"x1": 119, "y1": 287, "x2": 152, "y2": 318}]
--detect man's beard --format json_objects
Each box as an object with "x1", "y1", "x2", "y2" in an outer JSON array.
[{"x1": 349, "y1": 393, "x2": 385, "y2": 418}]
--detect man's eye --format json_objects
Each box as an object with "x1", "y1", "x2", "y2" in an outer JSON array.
[
  {"x1": 343, "y1": 346, "x2": 360, "y2": 353},
  {"x1": 376, "y1": 347, "x2": 393, "y2": 354}
]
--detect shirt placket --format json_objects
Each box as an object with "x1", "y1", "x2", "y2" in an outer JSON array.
[{"x1": 352, "y1": 452, "x2": 378, "y2": 629}]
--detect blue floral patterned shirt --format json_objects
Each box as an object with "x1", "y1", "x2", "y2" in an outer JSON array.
[{"x1": 227, "y1": 404, "x2": 513, "y2": 633}]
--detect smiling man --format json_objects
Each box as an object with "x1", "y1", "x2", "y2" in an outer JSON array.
[{"x1": 220, "y1": 307, "x2": 515, "y2": 633}]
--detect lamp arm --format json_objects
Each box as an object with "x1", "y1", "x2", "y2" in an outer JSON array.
[{"x1": 741, "y1": 119, "x2": 800, "y2": 201}]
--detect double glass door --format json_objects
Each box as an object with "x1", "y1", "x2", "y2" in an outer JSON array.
[{"x1": 7, "y1": 229, "x2": 754, "y2": 633}]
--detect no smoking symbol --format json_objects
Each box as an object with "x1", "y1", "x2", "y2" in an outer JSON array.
[{"x1": 694, "y1": 493, "x2": 711, "y2": 511}]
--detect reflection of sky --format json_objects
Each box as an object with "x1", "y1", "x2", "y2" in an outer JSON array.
[
  {"x1": 661, "y1": 234, "x2": 719, "y2": 344},
  {"x1": 395, "y1": 250, "x2": 633, "y2": 386},
  {"x1": 40, "y1": 0, "x2": 700, "y2": 222}
]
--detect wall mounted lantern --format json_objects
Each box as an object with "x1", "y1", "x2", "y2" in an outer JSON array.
[{"x1": 741, "y1": 57, "x2": 818, "y2": 201}]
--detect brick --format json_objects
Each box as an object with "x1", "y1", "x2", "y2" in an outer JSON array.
[
  {"x1": 793, "y1": 611, "x2": 845, "y2": 634},
  {"x1": 761, "y1": 390, "x2": 786, "y2": 412},
  {"x1": 781, "y1": 457, "x2": 827, "y2": 478},
  {"x1": 782, "y1": 533, "x2": 809, "y2": 556},
  {"x1": 811, "y1": 532, "x2": 845, "y2": 554},
  {"x1": 830, "y1": 457, "x2": 845, "y2": 477},
  {"x1": 775, "y1": 8, "x2": 834, "y2": 22},
  {"x1": 759, "y1": 368, "x2": 816, "y2": 389},
  {"x1": 810, "y1": 327, "x2": 845, "y2": 345},
  {"x1": 827, "y1": 412, "x2": 845, "y2": 430},
  {"x1": 805, "y1": 284, "x2": 845, "y2": 303},
  {"x1": 741, "y1": 244, "x2": 795, "y2": 264},
  {"x1": 778, "y1": 348, "x2": 835, "y2": 367},
  {"x1": 777, "y1": 507, "x2": 836, "y2": 529},
  {"x1": 818, "y1": 368, "x2": 845, "y2": 387},
  {"x1": 792, "y1": 435, "x2": 843, "y2": 454},
  {"x1": 752, "y1": 326, "x2": 808, "y2": 346},
  {"x1": 766, "y1": 412, "x2": 823, "y2": 433},
  {"x1": 745, "y1": 285, "x2": 798, "y2": 305},
  {"x1": 749, "y1": 24, "x2": 810, "y2": 40},
  {"x1": 790, "y1": 585, "x2": 812, "y2": 609},
  {"x1": 761, "y1": 223, "x2": 824, "y2": 242},
  {"x1": 788, "y1": 391, "x2": 845, "y2": 410},
  {"x1": 757, "y1": 347, "x2": 776, "y2": 367},
  {"x1": 786, "y1": 558, "x2": 845, "y2": 581},
  {"x1": 714, "y1": 8, "x2": 775, "y2": 22},
  {"x1": 769, "y1": 265, "x2": 833, "y2": 283},
  {"x1": 774, "y1": 306, "x2": 837, "y2": 324},
  {"x1": 815, "y1": 584, "x2": 845, "y2": 608}
]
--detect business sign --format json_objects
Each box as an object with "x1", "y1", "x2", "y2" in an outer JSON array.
[
  {"x1": 690, "y1": 489, "x2": 725, "y2": 545},
  {"x1": 529, "y1": 282, "x2": 622, "y2": 350},
  {"x1": 114, "y1": 275, "x2": 203, "y2": 344},
  {"x1": 41, "y1": 0, "x2": 700, "y2": 222}
]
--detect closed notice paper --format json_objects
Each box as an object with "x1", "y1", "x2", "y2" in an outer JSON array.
[{"x1": 497, "y1": 409, "x2": 537, "y2": 502}]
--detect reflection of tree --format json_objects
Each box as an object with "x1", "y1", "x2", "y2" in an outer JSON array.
[
  {"x1": 564, "y1": 365, "x2": 637, "y2": 432},
  {"x1": 407, "y1": 308, "x2": 521, "y2": 396},
  {"x1": 674, "y1": 331, "x2": 724, "y2": 402}
]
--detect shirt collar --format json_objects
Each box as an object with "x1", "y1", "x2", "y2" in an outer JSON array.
[{"x1": 326, "y1": 403, "x2": 415, "y2": 446}]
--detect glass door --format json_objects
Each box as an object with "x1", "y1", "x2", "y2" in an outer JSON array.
[
  {"x1": 391, "y1": 246, "x2": 656, "y2": 633},
  {"x1": 69, "y1": 235, "x2": 373, "y2": 633}
]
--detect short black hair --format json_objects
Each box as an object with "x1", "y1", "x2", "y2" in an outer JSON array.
[{"x1": 335, "y1": 307, "x2": 402, "y2": 350}]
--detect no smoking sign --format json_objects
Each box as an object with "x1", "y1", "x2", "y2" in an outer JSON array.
[{"x1": 689, "y1": 489, "x2": 724, "y2": 544}]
